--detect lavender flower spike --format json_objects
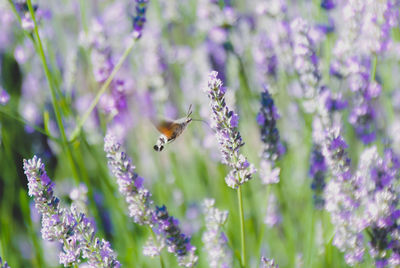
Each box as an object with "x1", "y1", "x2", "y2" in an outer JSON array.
[
  {"x1": 257, "y1": 86, "x2": 284, "y2": 184},
  {"x1": 0, "y1": 257, "x2": 10, "y2": 268},
  {"x1": 104, "y1": 134, "x2": 153, "y2": 225},
  {"x1": 132, "y1": 0, "x2": 149, "y2": 39},
  {"x1": 23, "y1": 156, "x2": 120, "y2": 267},
  {"x1": 206, "y1": 71, "x2": 256, "y2": 188},
  {"x1": 104, "y1": 134, "x2": 198, "y2": 267},
  {"x1": 260, "y1": 256, "x2": 279, "y2": 268},
  {"x1": 202, "y1": 199, "x2": 232, "y2": 268},
  {"x1": 154, "y1": 205, "x2": 198, "y2": 267},
  {"x1": 291, "y1": 18, "x2": 321, "y2": 113}
]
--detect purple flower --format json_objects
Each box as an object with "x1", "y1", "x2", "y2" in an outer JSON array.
[
  {"x1": 202, "y1": 199, "x2": 231, "y2": 268},
  {"x1": 309, "y1": 145, "x2": 327, "y2": 209},
  {"x1": 264, "y1": 193, "x2": 281, "y2": 228},
  {"x1": 291, "y1": 18, "x2": 321, "y2": 112},
  {"x1": 207, "y1": 27, "x2": 228, "y2": 84},
  {"x1": 104, "y1": 134, "x2": 153, "y2": 225},
  {"x1": 0, "y1": 257, "x2": 10, "y2": 268},
  {"x1": 257, "y1": 86, "x2": 284, "y2": 184},
  {"x1": 254, "y1": 34, "x2": 278, "y2": 84},
  {"x1": 89, "y1": 19, "x2": 132, "y2": 138},
  {"x1": 104, "y1": 134, "x2": 198, "y2": 266},
  {"x1": 154, "y1": 206, "x2": 197, "y2": 265},
  {"x1": 347, "y1": 58, "x2": 378, "y2": 144},
  {"x1": 23, "y1": 156, "x2": 120, "y2": 267},
  {"x1": 320, "y1": 0, "x2": 335, "y2": 10},
  {"x1": 258, "y1": 86, "x2": 283, "y2": 162},
  {"x1": 322, "y1": 125, "x2": 400, "y2": 267},
  {"x1": 205, "y1": 71, "x2": 256, "y2": 188},
  {"x1": 260, "y1": 256, "x2": 279, "y2": 268},
  {"x1": 132, "y1": 0, "x2": 149, "y2": 39}
]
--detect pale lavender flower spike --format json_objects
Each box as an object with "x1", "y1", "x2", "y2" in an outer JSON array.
[
  {"x1": 205, "y1": 71, "x2": 256, "y2": 188},
  {"x1": 23, "y1": 156, "x2": 120, "y2": 267},
  {"x1": 257, "y1": 86, "x2": 284, "y2": 184},
  {"x1": 291, "y1": 17, "x2": 321, "y2": 113},
  {"x1": 104, "y1": 134, "x2": 153, "y2": 225},
  {"x1": 0, "y1": 88, "x2": 10, "y2": 105},
  {"x1": 260, "y1": 256, "x2": 279, "y2": 268},
  {"x1": 104, "y1": 134, "x2": 198, "y2": 267},
  {"x1": 202, "y1": 199, "x2": 232, "y2": 268},
  {"x1": 0, "y1": 257, "x2": 10, "y2": 268}
]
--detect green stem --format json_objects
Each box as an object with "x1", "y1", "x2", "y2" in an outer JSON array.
[
  {"x1": 149, "y1": 227, "x2": 166, "y2": 268},
  {"x1": 79, "y1": 0, "x2": 89, "y2": 34},
  {"x1": 0, "y1": 107, "x2": 59, "y2": 141},
  {"x1": 305, "y1": 209, "x2": 316, "y2": 268},
  {"x1": 69, "y1": 39, "x2": 136, "y2": 141},
  {"x1": 237, "y1": 185, "x2": 246, "y2": 268},
  {"x1": 257, "y1": 186, "x2": 271, "y2": 266},
  {"x1": 371, "y1": 53, "x2": 378, "y2": 82},
  {"x1": 25, "y1": 0, "x2": 80, "y2": 183}
]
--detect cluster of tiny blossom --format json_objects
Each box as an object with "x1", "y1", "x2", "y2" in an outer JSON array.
[
  {"x1": 132, "y1": 0, "x2": 149, "y2": 39},
  {"x1": 321, "y1": 120, "x2": 400, "y2": 266},
  {"x1": 0, "y1": 87, "x2": 10, "y2": 105},
  {"x1": 154, "y1": 206, "x2": 198, "y2": 267},
  {"x1": 142, "y1": 236, "x2": 165, "y2": 257},
  {"x1": 260, "y1": 256, "x2": 279, "y2": 268},
  {"x1": 89, "y1": 19, "x2": 129, "y2": 121},
  {"x1": 256, "y1": 0, "x2": 293, "y2": 72},
  {"x1": 352, "y1": 147, "x2": 400, "y2": 266},
  {"x1": 257, "y1": 86, "x2": 284, "y2": 184},
  {"x1": 205, "y1": 71, "x2": 256, "y2": 188},
  {"x1": 104, "y1": 134, "x2": 198, "y2": 266},
  {"x1": 0, "y1": 257, "x2": 10, "y2": 268},
  {"x1": 290, "y1": 18, "x2": 321, "y2": 112},
  {"x1": 70, "y1": 184, "x2": 89, "y2": 215},
  {"x1": 201, "y1": 199, "x2": 232, "y2": 268},
  {"x1": 308, "y1": 145, "x2": 327, "y2": 209},
  {"x1": 330, "y1": 0, "x2": 367, "y2": 77},
  {"x1": 104, "y1": 134, "x2": 153, "y2": 225},
  {"x1": 359, "y1": 0, "x2": 400, "y2": 55},
  {"x1": 264, "y1": 193, "x2": 281, "y2": 228},
  {"x1": 14, "y1": 2, "x2": 36, "y2": 31},
  {"x1": 329, "y1": 1, "x2": 397, "y2": 144},
  {"x1": 23, "y1": 156, "x2": 120, "y2": 267},
  {"x1": 320, "y1": 0, "x2": 335, "y2": 10},
  {"x1": 347, "y1": 58, "x2": 380, "y2": 144},
  {"x1": 254, "y1": 34, "x2": 278, "y2": 85}
]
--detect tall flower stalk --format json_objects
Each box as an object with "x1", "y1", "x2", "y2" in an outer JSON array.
[
  {"x1": 0, "y1": 257, "x2": 10, "y2": 268},
  {"x1": 104, "y1": 134, "x2": 198, "y2": 267},
  {"x1": 205, "y1": 71, "x2": 255, "y2": 267},
  {"x1": 23, "y1": 156, "x2": 120, "y2": 267},
  {"x1": 202, "y1": 199, "x2": 232, "y2": 268},
  {"x1": 257, "y1": 86, "x2": 284, "y2": 184},
  {"x1": 70, "y1": 0, "x2": 150, "y2": 141},
  {"x1": 12, "y1": 0, "x2": 81, "y2": 184}
]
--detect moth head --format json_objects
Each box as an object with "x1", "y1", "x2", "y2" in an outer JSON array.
[{"x1": 153, "y1": 144, "x2": 164, "y2": 151}]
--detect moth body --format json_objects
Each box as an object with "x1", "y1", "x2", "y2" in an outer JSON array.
[{"x1": 153, "y1": 106, "x2": 193, "y2": 152}]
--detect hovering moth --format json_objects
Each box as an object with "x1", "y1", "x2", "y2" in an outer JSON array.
[{"x1": 153, "y1": 105, "x2": 193, "y2": 152}]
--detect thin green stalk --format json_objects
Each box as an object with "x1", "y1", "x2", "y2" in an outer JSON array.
[
  {"x1": 237, "y1": 185, "x2": 246, "y2": 268},
  {"x1": 305, "y1": 209, "x2": 316, "y2": 268},
  {"x1": 257, "y1": 186, "x2": 272, "y2": 266},
  {"x1": 69, "y1": 39, "x2": 136, "y2": 141},
  {"x1": 149, "y1": 227, "x2": 166, "y2": 268},
  {"x1": 371, "y1": 53, "x2": 378, "y2": 82},
  {"x1": 0, "y1": 107, "x2": 59, "y2": 141},
  {"x1": 25, "y1": 0, "x2": 80, "y2": 183},
  {"x1": 79, "y1": 0, "x2": 89, "y2": 34}
]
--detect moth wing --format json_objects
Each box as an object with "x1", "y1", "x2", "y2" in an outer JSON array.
[{"x1": 154, "y1": 120, "x2": 179, "y2": 140}]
